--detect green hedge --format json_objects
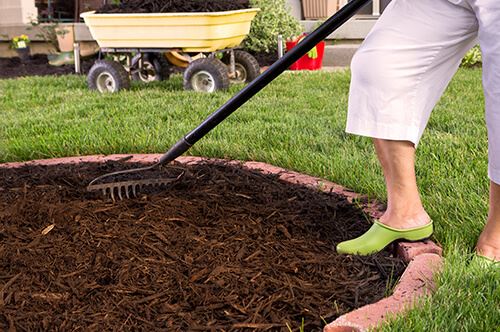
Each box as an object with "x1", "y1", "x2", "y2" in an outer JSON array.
[
  {"x1": 244, "y1": 0, "x2": 303, "y2": 53},
  {"x1": 461, "y1": 45, "x2": 482, "y2": 68}
]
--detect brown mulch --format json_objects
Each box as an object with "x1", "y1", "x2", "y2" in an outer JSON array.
[
  {"x1": 0, "y1": 161, "x2": 405, "y2": 331},
  {"x1": 0, "y1": 53, "x2": 275, "y2": 79},
  {"x1": 0, "y1": 55, "x2": 94, "y2": 79},
  {"x1": 97, "y1": 0, "x2": 251, "y2": 14},
  {"x1": 250, "y1": 52, "x2": 279, "y2": 67}
]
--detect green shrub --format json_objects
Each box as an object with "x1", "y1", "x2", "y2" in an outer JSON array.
[
  {"x1": 461, "y1": 45, "x2": 482, "y2": 68},
  {"x1": 244, "y1": 0, "x2": 303, "y2": 53}
]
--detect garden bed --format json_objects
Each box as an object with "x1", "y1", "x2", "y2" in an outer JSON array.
[
  {"x1": 251, "y1": 51, "x2": 279, "y2": 67},
  {"x1": 0, "y1": 54, "x2": 275, "y2": 80},
  {"x1": 0, "y1": 160, "x2": 406, "y2": 331},
  {"x1": 0, "y1": 55, "x2": 94, "y2": 79}
]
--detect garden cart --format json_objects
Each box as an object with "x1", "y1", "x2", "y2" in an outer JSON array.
[
  {"x1": 81, "y1": 9, "x2": 261, "y2": 93},
  {"x1": 88, "y1": 0, "x2": 372, "y2": 198}
]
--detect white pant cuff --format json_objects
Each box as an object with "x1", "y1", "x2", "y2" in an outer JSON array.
[
  {"x1": 346, "y1": 120, "x2": 421, "y2": 146},
  {"x1": 488, "y1": 167, "x2": 500, "y2": 185}
]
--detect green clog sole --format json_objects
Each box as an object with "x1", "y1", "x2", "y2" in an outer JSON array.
[
  {"x1": 336, "y1": 220, "x2": 433, "y2": 256},
  {"x1": 472, "y1": 254, "x2": 500, "y2": 268}
]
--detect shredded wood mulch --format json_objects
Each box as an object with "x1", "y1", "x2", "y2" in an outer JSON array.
[
  {"x1": 250, "y1": 52, "x2": 279, "y2": 67},
  {"x1": 0, "y1": 161, "x2": 405, "y2": 331},
  {"x1": 97, "y1": 0, "x2": 251, "y2": 14}
]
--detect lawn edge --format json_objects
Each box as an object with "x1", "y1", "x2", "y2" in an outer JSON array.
[{"x1": 0, "y1": 154, "x2": 444, "y2": 332}]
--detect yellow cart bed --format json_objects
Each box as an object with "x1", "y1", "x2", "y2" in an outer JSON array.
[{"x1": 81, "y1": 9, "x2": 261, "y2": 93}]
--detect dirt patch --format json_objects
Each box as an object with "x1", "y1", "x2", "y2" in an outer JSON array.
[
  {"x1": 97, "y1": 0, "x2": 250, "y2": 14},
  {"x1": 0, "y1": 161, "x2": 405, "y2": 331},
  {"x1": 0, "y1": 53, "x2": 274, "y2": 80},
  {"x1": 251, "y1": 52, "x2": 279, "y2": 67},
  {"x1": 0, "y1": 55, "x2": 94, "y2": 79}
]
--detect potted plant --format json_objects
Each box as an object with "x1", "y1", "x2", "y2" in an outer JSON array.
[
  {"x1": 286, "y1": 33, "x2": 326, "y2": 70},
  {"x1": 11, "y1": 35, "x2": 31, "y2": 61}
]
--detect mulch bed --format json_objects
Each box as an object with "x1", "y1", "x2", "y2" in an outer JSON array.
[
  {"x1": 0, "y1": 55, "x2": 94, "y2": 79},
  {"x1": 250, "y1": 52, "x2": 279, "y2": 67},
  {"x1": 0, "y1": 161, "x2": 405, "y2": 331},
  {"x1": 0, "y1": 53, "x2": 276, "y2": 79},
  {"x1": 97, "y1": 0, "x2": 250, "y2": 14}
]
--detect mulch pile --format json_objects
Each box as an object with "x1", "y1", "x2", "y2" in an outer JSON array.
[
  {"x1": 0, "y1": 55, "x2": 94, "y2": 79},
  {"x1": 97, "y1": 0, "x2": 250, "y2": 14},
  {"x1": 0, "y1": 161, "x2": 405, "y2": 331},
  {"x1": 250, "y1": 52, "x2": 279, "y2": 67}
]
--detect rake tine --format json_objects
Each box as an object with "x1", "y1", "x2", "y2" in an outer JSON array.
[{"x1": 88, "y1": 172, "x2": 185, "y2": 201}]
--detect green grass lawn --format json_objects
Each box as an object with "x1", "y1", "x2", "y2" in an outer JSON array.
[{"x1": 1, "y1": 69, "x2": 499, "y2": 331}]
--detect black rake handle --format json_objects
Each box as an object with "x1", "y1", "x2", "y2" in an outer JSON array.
[{"x1": 158, "y1": 0, "x2": 371, "y2": 165}]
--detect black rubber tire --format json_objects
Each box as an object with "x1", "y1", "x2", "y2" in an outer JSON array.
[
  {"x1": 87, "y1": 60, "x2": 130, "y2": 93},
  {"x1": 131, "y1": 53, "x2": 171, "y2": 83},
  {"x1": 183, "y1": 58, "x2": 229, "y2": 92},
  {"x1": 223, "y1": 50, "x2": 261, "y2": 84}
]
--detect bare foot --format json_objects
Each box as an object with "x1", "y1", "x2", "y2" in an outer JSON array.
[{"x1": 476, "y1": 225, "x2": 500, "y2": 262}]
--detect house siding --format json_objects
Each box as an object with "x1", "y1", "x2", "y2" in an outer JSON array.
[{"x1": 0, "y1": 0, "x2": 38, "y2": 26}]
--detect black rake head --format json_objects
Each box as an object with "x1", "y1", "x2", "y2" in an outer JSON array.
[
  {"x1": 87, "y1": 177, "x2": 182, "y2": 201},
  {"x1": 87, "y1": 163, "x2": 184, "y2": 201}
]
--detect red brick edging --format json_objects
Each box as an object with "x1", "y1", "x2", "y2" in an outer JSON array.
[{"x1": 1, "y1": 154, "x2": 443, "y2": 332}]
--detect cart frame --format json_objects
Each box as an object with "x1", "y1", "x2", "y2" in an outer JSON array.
[{"x1": 86, "y1": 46, "x2": 260, "y2": 93}]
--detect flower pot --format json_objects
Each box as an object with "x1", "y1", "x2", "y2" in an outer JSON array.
[
  {"x1": 16, "y1": 46, "x2": 31, "y2": 62},
  {"x1": 286, "y1": 36, "x2": 326, "y2": 70},
  {"x1": 56, "y1": 25, "x2": 75, "y2": 53},
  {"x1": 301, "y1": 0, "x2": 338, "y2": 20}
]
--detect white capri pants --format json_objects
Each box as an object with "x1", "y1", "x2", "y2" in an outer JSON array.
[{"x1": 346, "y1": 0, "x2": 500, "y2": 183}]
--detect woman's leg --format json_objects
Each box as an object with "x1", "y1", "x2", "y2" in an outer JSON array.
[
  {"x1": 373, "y1": 139, "x2": 430, "y2": 230},
  {"x1": 336, "y1": 139, "x2": 433, "y2": 254},
  {"x1": 339, "y1": 0, "x2": 478, "y2": 255},
  {"x1": 473, "y1": 0, "x2": 500, "y2": 261},
  {"x1": 477, "y1": 183, "x2": 500, "y2": 261}
]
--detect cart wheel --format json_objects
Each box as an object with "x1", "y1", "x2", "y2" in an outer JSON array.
[
  {"x1": 132, "y1": 53, "x2": 171, "y2": 83},
  {"x1": 223, "y1": 50, "x2": 261, "y2": 84},
  {"x1": 87, "y1": 60, "x2": 130, "y2": 93},
  {"x1": 183, "y1": 58, "x2": 229, "y2": 93}
]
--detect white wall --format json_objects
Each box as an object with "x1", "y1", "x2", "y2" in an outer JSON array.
[
  {"x1": 0, "y1": 0, "x2": 38, "y2": 26},
  {"x1": 286, "y1": 0, "x2": 302, "y2": 20},
  {"x1": 286, "y1": 0, "x2": 393, "y2": 20}
]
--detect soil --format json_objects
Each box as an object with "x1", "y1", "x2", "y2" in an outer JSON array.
[
  {"x1": 0, "y1": 161, "x2": 405, "y2": 331},
  {"x1": 250, "y1": 52, "x2": 279, "y2": 67},
  {"x1": 0, "y1": 55, "x2": 94, "y2": 79},
  {"x1": 0, "y1": 53, "x2": 274, "y2": 80},
  {"x1": 97, "y1": 0, "x2": 251, "y2": 14}
]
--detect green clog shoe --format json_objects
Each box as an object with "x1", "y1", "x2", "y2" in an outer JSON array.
[
  {"x1": 336, "y1": 220, "x2": 433, "y2": 256},
  {"x1": 472, "y1": 253, "x2": 500, "y2": 269},
  {"x1": 48, "y1": 52, "x2": 74, "y2": 67}
]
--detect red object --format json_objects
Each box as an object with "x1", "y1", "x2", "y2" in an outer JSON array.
[{"x1": 286, "y1": 35, "x2": 326, "y2": 71}]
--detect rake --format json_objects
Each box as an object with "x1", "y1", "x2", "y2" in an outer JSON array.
[{"x1": 87, "y1": 0, "x2": 371, "y2": 200}]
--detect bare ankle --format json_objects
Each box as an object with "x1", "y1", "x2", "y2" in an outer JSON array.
[
  {"x1": 379, "y1": 208, "x2": 431, "y2": 229},
  {"x1": 477, "y1": 230, "x2": 500, "y2": 261}
]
